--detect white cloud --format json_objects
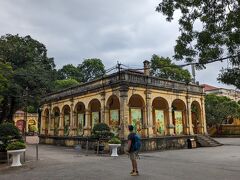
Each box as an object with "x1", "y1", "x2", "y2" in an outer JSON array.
[{"x1": 0, "y1": 0, "x2": 233, "y2": 89}]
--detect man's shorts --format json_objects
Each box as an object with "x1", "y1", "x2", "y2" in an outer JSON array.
[{"x1": 129, "y1": 151, "x2": 139, "y2": 160}]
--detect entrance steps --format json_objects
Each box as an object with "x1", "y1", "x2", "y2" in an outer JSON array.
[{"x1": 195, "y1": 134, "x2": 222, "y2": 147}]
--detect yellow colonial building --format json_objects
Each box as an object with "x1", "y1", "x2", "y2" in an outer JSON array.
[
  {"x1": 40, "y1": 61, "x2": 207, "y2": 147},
  {"x1": 13, "y1": 110, "x2": 38, "y2": 134}
]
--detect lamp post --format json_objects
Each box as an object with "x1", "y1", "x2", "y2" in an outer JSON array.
[{"x1": 37, "y1": 107, "x2": 43, "y2": 135}]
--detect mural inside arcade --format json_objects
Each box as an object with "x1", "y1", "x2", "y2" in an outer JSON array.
[
  {"x1": 109, "y1": 109, "x2": 120, "y2": 134},
  {"x1": 174, "y1": 111, "x2": 183, "y2": 135},
  {"x1": 92, "y1": 111, "x2": 100, "y2": 128},
  {"x1": 77, "y1": 113, "x2": 84, "y2": 135},
  {"x1": 130, "y1": 108, "x2": 142, "y2": 134},
  {"x1": 155, "y1": 110, "x2": 165, "y2": 135},
  {"x1": 64, "y1": 115, "x2": 70, "y2": 135}
]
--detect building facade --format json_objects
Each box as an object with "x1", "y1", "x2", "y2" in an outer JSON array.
[
  {"x1": 14, "y1": 110, "x2": 38, "y2": 134},
  {"x1": 203, "y1": 84, "x2": 240, "y2": 102},
  {"x1": 40, "y1": 64, "x2": 207, "y2": 140}
]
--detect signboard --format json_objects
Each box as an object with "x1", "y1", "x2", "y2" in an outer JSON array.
[{"x1": 26, "y1": 136, "x2": 39, "y2": 144}]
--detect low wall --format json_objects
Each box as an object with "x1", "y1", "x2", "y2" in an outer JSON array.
[
  {"x1": 39, "y1": 135, "x2": 195, "y2": 152},
  {"x1": 220, "y1": 125, "x2": 240, "y2": 135},
  {"x1": 210, "y1": 125, "x2": 240, "y2": 137}
]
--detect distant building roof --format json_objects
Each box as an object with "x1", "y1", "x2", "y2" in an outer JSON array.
[{"x1": 202, "y1": 84, "x2": 219, "y2": 91}]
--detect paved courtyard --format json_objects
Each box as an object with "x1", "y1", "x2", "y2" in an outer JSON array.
[{"x1": 0, "y1": 138, "x2": 240, "y2": 180}]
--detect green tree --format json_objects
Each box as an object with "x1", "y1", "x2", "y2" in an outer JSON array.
[
  {"x1": 53, "y1": 78, "x2": 80, "y2": 91},
  {"x1": 0, "y1": 60, "x2": 13, "y2": 103},
  {"x1": 77, "y1": 58, "x2": 105, "y2": 82},
  {"x1": 156, "y1": 1, "x2": 240, "y2": 88},
  {"x1": 150, "y1": 54, "x2": 191, "y2": 83},
  {"x1": 0, "y1": 34, "x2": 57, "y2": 123},
  {"x1": 57, "y1": 64, "x2": 81, "y2": 82},
  {"x1": 205, "y1": 94, "x2": 240, "y2": 126}
]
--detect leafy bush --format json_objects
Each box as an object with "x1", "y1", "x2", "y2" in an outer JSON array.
[
  {"x1": 6, "y1": 141, "x2": 26, "y2": 150},
  {"x1": 108, "y1": 137, "x2": 121, "y2": 144},
  {"x1": 92, "y1": 123, "x2": 110, "y2": 132},
  {"x1": 92, "y1": 123, "x2": 113, "y2": 139},
  {"x1": 0, "y1": 122, "x2": 21, "y2": 138},
  {"x1": 0, "y1": 123, "x2": 22, "y2": 151}
]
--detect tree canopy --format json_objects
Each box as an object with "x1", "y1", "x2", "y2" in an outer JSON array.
[
  {"x1": 0, "y1": 34, "x2": 57, "y2": 122},
  {"x1": 53, "y1": 78, "x2": 80, "y2": 91},
  {"x1": 57, "y1": 64, "x2": 81, "y2": 82},
  {"x1": 57, "y1": 59, "x2": 105, "y2": 83},
  {"x1": 77, "y1": 58, "x2": 105, "y2": 82},
  {"x1": 156, "y1": 1, "x2": 240, "y2": 88},
  {"x1": 205, "y1": 94, "x2": 240, "y2": 126},
  {"x1": 150, "y1": 54, "x2": 191, "y2": 83},
  {"x1": 0, "y1": 60, "x2": 13, "y2": 103}
]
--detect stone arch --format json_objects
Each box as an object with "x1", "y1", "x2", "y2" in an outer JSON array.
[
  {"x1": 43, "y1": 108, "x2": 50, "y2": 135},
  {"x1": 171, "y1": 99, "x2": 187, "y2": 135},
  {"x1": 191, "y1": 101, "x2": 202, "y2": 134},
  {"x1": 74, "y1": 102, "x2": 85, "y2": 135},
  {"x1": 152, "y1": 97, "x2": 169, "y2": 136},
  {"x1": 106, "y1": 95, "x2": 120, "y2": 134},
  {"x1": 52, "y1": 106, "x2": 60, "y2": 136},
  {"x1": 62, "y1": 105, "x2": 71, "y2": 136},
  {"x1": 128, "y1": 94, "x2": 145, "y2": 135},
  {"x1": 88, "y1": 99, "x2": 101, "y2": 128}
]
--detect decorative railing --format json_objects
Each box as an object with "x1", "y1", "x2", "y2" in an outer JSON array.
[{"x1": 41, "y1": 71, "x2": 203, "y2": 102}]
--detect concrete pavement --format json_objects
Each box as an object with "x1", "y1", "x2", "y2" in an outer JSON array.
[{"x1": 0, "y1": 138, "x2": 240, "y2": 180}]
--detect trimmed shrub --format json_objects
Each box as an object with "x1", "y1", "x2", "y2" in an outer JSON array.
[
  {"x1": 92, "y1": 123, "x2": 113, "y2": 139},
  {"x1": 0, "y1": 122, "x2": 21, "y2": 138},
  {"x1": 0, "y1": 123, "x2": 22, "y2": 151},
  {"x1": 6, "y1": 141, "x2": 26, "y2": 151},
  {"x1": 108, "y1": 137, "x2": 121, "y2": 144}
]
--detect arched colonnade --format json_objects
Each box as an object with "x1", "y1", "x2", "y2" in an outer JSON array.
[{"x1": 41, "y1": 93, "x2": 205, "y2": 138}]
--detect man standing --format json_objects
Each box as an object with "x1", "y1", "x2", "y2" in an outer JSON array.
[{"x1": 127, "y1": 125, "x2": 139, "y2": 176}]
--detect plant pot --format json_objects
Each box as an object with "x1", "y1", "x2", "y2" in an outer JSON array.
[
  {"x1": 109, "y1": 144, "x2": 121, "y2": 157},
  {"x1": 7, "y1": 149, "x2": 26, "y2": 167}
]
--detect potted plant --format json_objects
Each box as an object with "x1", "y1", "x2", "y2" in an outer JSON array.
[
  {"x1": 6, "y1": 140, "x2": 26, "y2": 167},
  {"x1": 0, "y1": 123, "x2": 22, "y2": 163},
  {"x1": 92, "y1": 123, "x2": 114, "y2": 153},
  {"x1": 108, "y1": 137, "x2": 121, "y2": 157}
]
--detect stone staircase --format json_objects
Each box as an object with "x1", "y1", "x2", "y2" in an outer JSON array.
[{"x1": 195, "y1": 134, "x2": 222, "y2": 147}]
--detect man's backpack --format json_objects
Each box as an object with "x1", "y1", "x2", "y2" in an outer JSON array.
[{"x1": 133, "y1": 134, "x2": 141, "y2": 151}]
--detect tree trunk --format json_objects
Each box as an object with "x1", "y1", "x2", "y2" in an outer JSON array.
[
  {"x1": 7, "y1": 96, "x2": 15, "y2": 123},
  {"x1": 0, "y1": 97, "x2": 8, "y2": 123}
]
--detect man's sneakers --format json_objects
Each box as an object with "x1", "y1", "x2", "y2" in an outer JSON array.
[{"x1": 130, "y1": 170, "x2": 139, "y2": 176}]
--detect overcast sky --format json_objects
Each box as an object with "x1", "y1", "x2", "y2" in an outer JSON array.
[{"x1": 0, "y1": 0, "x2": 234, "y2": 89}]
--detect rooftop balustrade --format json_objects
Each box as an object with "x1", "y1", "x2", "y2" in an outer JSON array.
[{"x1": 41, "y1": 70, "x2": 204, "y2": 103}]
